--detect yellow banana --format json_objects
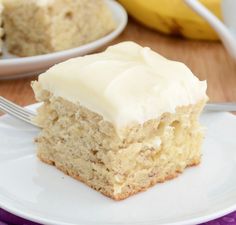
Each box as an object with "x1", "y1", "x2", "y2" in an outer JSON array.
[{"x1": 118, "y1": 0, "x2": 222, "y2": 40}]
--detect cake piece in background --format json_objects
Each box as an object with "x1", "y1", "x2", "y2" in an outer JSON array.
[
  {"x1": 2, "y1": 0, "x2": 116, "y2": 57},
  {"x1": 32, "y1": 42, "x2": 208, "y2": 200},
  {"x1": 0, "y1": 2, "x2": 3, "y2": 55}
]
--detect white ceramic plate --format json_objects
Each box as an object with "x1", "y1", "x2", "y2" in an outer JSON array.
[
  {"x1": 0, "y1": 0, "x2": 127, "y2": 79},
  {"x1": 0, "y1": 104, "x2": 236, "y2": 225}
]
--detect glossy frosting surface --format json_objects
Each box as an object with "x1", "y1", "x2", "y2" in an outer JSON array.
[{"x1": 38, "y1": 42, "x2": 207, "y2": 126}]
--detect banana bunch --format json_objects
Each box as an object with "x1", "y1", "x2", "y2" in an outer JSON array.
[{"x1": 118, "y1": 0, "x2": 222, "y2": 40}]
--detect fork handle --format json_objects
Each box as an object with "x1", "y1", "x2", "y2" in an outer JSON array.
[{"x1": 205, "y1": 103, "x2": 236, "y2": 112}]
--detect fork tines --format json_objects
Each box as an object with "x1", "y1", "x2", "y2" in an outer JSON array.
[{"x1": 0, "y1": 96, "x2": 37, "y2": 126}]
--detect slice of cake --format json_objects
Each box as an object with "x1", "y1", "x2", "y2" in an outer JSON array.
[
  {"x1": 0, "y1": 2, "x2": 3, "y2": 54},
  {"x1": 32, "y1": 42, "x2": 207, "y2": 200},
  {"x1": 3, "y1": 0, "x2": 116, "y2": 57}
]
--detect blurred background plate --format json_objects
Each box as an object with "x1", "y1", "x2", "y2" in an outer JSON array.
[{"x1": 0, "y1": 0, "x2": 127, "y2": 80}]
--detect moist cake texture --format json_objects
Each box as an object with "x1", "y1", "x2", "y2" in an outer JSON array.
[
  {"x1": 3, "y1": 0, "x2": 116, "y2": 56},
  {"x1": 32, "y1": 42, "x2": 207, "y2": 200},
  {"x1": 0, "y1": 2, "x2": 3, "y2": 54}
]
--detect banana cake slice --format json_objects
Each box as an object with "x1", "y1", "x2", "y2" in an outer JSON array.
[
  {"x1": 32, "y1": 42, "x2": 207, "y2": 200},
  {"x1": 3, "y1": 0, "x2": 116, "y2": 56}
]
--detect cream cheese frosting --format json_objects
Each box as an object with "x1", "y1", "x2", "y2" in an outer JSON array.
[{"x1": 37, "y1": 42, "x2": 207, "y2": 127}]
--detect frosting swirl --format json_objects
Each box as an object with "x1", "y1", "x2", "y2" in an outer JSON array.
[{"x1": 38, "y1": 42, "x2": 207, "y2": 127}]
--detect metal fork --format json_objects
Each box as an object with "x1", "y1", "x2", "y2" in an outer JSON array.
[
  {"x1": 204, "y1": 102, "x2": 236, "y2": 112},
  {"x1": 0, "y1": 96, "x2": 236, "y2": 127},
  {"x1": 0, "y1": 96, "x2": 37, "y2": 126}
]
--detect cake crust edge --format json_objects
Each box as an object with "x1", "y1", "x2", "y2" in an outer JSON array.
[{"x1": 38, "y1": 153, "x2": 200, "y2": 200}]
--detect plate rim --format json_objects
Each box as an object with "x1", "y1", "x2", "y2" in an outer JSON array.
[
  {"x1": 0, "y1": 104, "x2": 236, "y2": 225},
  {"x1": 1, "y1": 198, "x2": 236, "y2": 225},
  {"x1": 0, "y1": 0, "x2": 128, "y2": 66}
]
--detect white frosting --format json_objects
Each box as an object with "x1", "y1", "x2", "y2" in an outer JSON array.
[{"x1": 38, "y1": 42, "x2": 207, "y2": 127}]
